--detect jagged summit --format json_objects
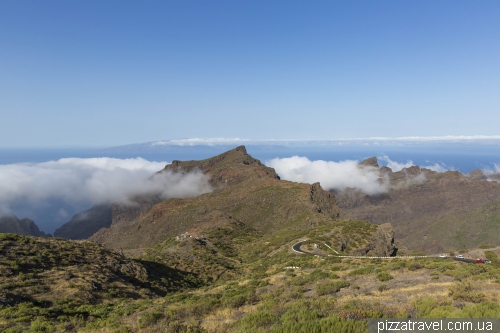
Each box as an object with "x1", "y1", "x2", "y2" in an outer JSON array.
[
  {"x1": 359, "y1": 156, "x2": 379, "y2": 168},
  {"x1": 160, "y1": 145, "x2": 280, "y2": 188},
  {"x1": 0, "y1": 214, "x2": 47, "y2": 237}
]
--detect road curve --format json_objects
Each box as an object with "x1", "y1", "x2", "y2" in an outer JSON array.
[
  {"x1": 291, "y1": 242, "x2": 478, "y2": 263},
  {"x1": 292, "y1": 241, "x2": 307, "y2": 254}
]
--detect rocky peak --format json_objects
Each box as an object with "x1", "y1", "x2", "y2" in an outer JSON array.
[
  {"x1": 359, "y1": 157, "x2": 379, "y2": 168},
  {"x1": 160, "y1": 145, "x2": 279, "y2": 188},
  {"x1": 0, "y1": 215, "x2": 47, "y2": 237},
  {"x1": 354, "y1": 223, "x2": 399, "y2": 256},
  {"x1": 309, "y1": 182, "x2": 341, "y2": 219}
]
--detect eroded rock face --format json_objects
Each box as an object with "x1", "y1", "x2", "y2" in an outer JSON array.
[
  {"x1": 310, "y1": 182, "x2": 342, "y2": 219},
  {"x1": 354, "y1": 223, "x2": 398, "y2": 257}
]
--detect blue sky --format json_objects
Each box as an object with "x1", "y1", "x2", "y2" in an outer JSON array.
[{"x1": 1, "y1": 1, "x2": 499, "y2": 148}]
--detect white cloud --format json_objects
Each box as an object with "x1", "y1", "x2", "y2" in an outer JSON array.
[
  {"x1": 147, "y1": 135, "x2": 500, "y2": 147},
  {"x1": 0, "y1": 157, "x2": 212, "y2": 210},
  {"x1": 266, "y1": 155, "x2": 458, "y2": 195},
  {"x1": 266, "y1": 156, "x2": 387, "y2": 195},
  {"x1": 482, "y1": 163, "x2": 500, "y2": 182},
  {"x1": 378, "y1": 155, "x2": 414, "y2": 172},
  {"x1": 378, "y1": 155, "x2": 451, "y2": 173}
]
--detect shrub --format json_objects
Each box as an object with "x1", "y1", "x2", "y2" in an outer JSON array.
[
  {"x1": 30, "y1": 317, "x2": 55, "y2": 332},
  {"x1": 316, "y1": 280, "x2": 350, "y2": 296},
  {"x1": 376, "y1": 272, "x2": 393, "y2": 282},
  {"x1": 485, "y1": 251, "x2": 500, "y2": 267},
  {"x1": 377, "y1": 284, "x2": 388, "y2": 292},
  {"x1": 407, "y1": 262, "x2": 422, "y2": 271},
  {"x1": 138, "y1": 310, "x2": 163, "y2": 328},
  {"x1": 449, "y1": 280, "x2": 486, "y2": 303},
  {"x1": 239, "y1": 311, "x2": 277, "y2": 331},
  {"x1": 348, "y1": 266, "x2": 374, "y2": 276}
]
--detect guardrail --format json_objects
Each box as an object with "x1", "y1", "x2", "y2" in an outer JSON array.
[{"x1": 333, "y1": 255, "x2": 428, "y2": 259}]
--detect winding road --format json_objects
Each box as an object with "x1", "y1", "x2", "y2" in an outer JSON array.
[
  {"x1": 292, "y1": 241, "x2": 307, "y2": 254},
  {"x1": 291, "y1": 241, "x2": 478, "y2": 263}
]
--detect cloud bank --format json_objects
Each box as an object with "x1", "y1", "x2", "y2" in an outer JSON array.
[
  {"x1": 266, "y1": 155, "x2": 456, "y2": 195},
  {"x1": 0, "y1": 157, "x2": 212, "y2": 216},
  {"x1": 266, "y1": 156, "x2": 387, "y2": 195}
]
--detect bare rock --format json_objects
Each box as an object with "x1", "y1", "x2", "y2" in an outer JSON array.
[
  {"x1": 309, "y1": 182, "x2": 341, "y2": 219},
  {"x1": 359, "y1": 157, "x2": 379, "y2": 168},
  {"x1": 354, "y1": 223, "x2": 398, "y2": 256}
]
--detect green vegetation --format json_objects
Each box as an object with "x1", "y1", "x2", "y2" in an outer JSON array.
[
  {"x1": 2, "y1": 232, "x2": 500, "y2": 332},
  {"x1": 376, "y1": 272, "x2": 393, "y2": 282}
]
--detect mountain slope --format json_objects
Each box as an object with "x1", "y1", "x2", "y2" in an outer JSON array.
[
  {"x1": 90, "y1": 146, "x2": 343, "y2": 251},
  {"x1": 0, "y1": 233, "x2": 202, "y2": 309},
  {"x1": 54, "y1": 204, "x2": 112, "y2": 239},
  {"x1": 0, "y1": 215, "x2": 47, "y2": 237},
  {"x1": 336, "y1": 158, "x2": 500, "y2": 253}
]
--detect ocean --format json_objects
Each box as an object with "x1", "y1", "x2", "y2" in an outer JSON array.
[{"x1": 1, "y1": 144, "x2": 500, "y2": 172}]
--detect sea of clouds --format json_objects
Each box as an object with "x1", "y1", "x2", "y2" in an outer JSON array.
[
  {"x1": 0, "y1": 157, "x2": 212, "y2": 220},
  {"x1": 1, "y1": 153, "x2": 496, "y2": 233}
]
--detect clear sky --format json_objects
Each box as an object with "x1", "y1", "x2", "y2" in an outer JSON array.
[{"x1": 1, "y1": 1, "x2": 499, "y2": 148}]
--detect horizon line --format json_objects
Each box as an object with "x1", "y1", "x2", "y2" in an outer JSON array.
[{"x1": 148, "y1": 135, "x2": 500, "y2": 147}]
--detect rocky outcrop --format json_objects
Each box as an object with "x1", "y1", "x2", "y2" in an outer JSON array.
[
  {"x1": 54, "y1": 205, "x2": 112, "y2": 239},
  {"x1": 160, "y1": 145, "x2": 280, "y2": 188},
  {"x1": 354, "y1": 223, "x2": 398, "y2": 256},
  {"x1": 359, "y1": 157, "x2": 379, "y2": 168},
  {"x1": 0, "y1": 215, "x2": 47, "y2": 237},
  {"x1": 309, "y1": 182, "x2": 342, "y2": 219}
]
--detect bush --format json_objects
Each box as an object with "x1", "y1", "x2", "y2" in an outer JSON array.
[
  {"x1": 138, "y1": 310, "x2": 163, "y2": 328},
  {"x1": 239, "y1": 311, "x2": 277, "y2": 331},
  {"x1": 449, "y1": 280, "x2": 486, "y2": 303},
  {"x1": 376, "y1": 272, "x2": 393, "y2": 282},
  {"x1": 407, "y1": 262, "x2": 422, "y2": 271},
  {"x1": 315, "y1": 280, "x2": 350, "y2": 296},
  {"x1": 348, "y1": 266, "x2": 374, "y2": 276},
  {"x1": 377, "y1": 284, "x2": 388, "y2": 292},
  {"x1": 485, "y1": 251, "x2": 500, "y2": 267}
]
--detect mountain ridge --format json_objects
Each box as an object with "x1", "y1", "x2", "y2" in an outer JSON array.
[
  {"x1": 90, "y1": 146, "x2": 343, "y2": 251},
  {"x1": 337, "y1": 156, "x2": 500, "y2": 252}
]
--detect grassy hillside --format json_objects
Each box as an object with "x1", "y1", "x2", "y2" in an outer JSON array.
[
  {"x1": 406, "y1": 198, "x2": 500, "y2": 252},
  {"x1": 4, "y1": 149, "x2": 500, "y2": 332},
  {"x1": 0, "y1": 233, "x2": 202, "y2": 315},
  {"x1": 3, "y1": 231, "x2": 500, "y2": 332}
]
